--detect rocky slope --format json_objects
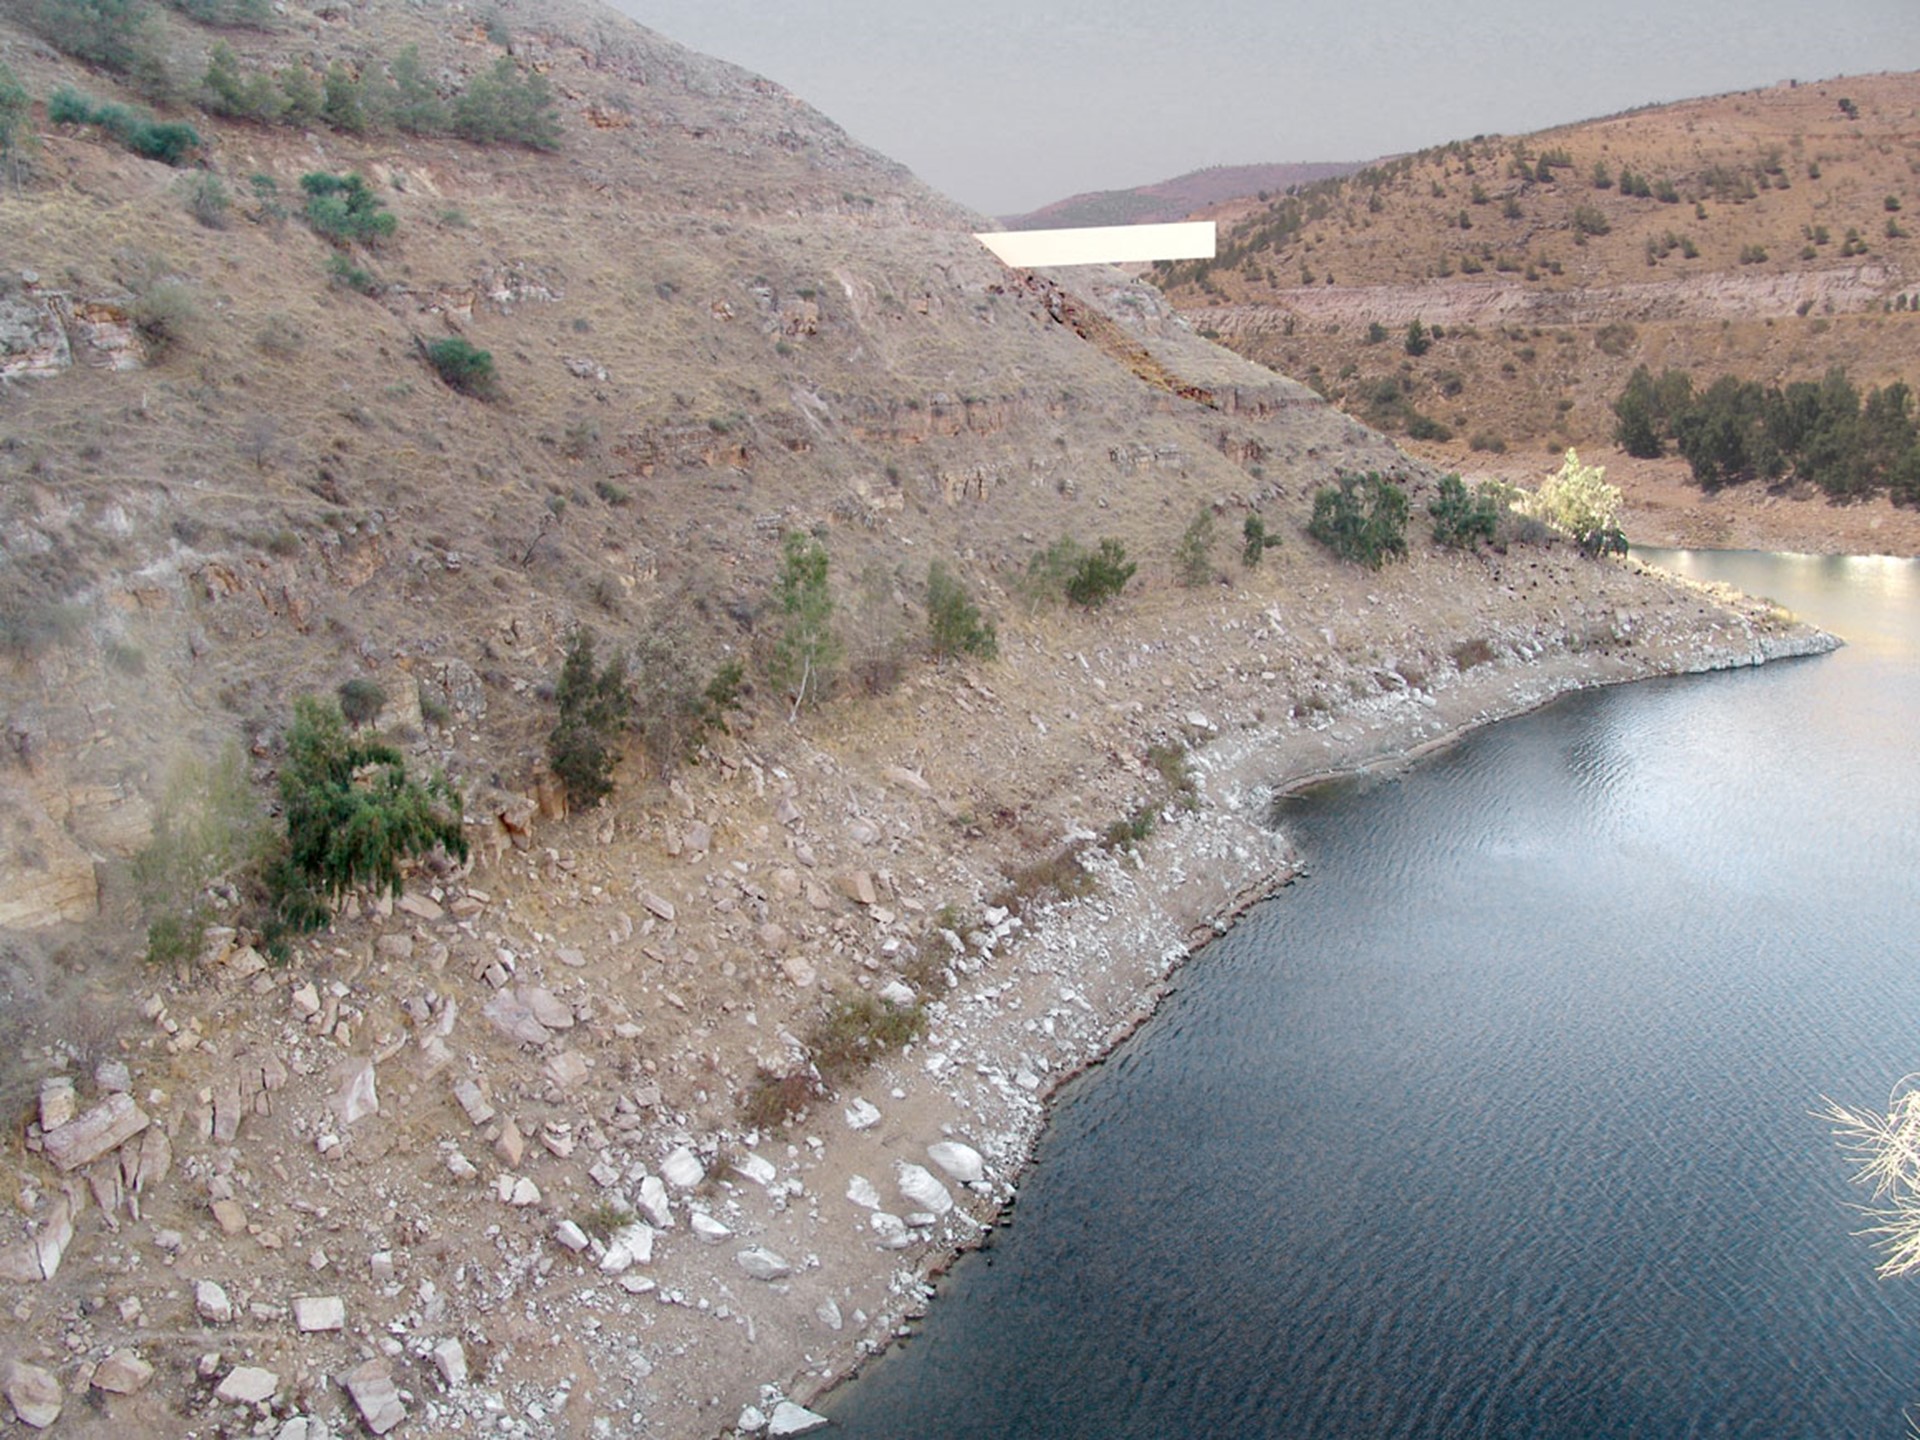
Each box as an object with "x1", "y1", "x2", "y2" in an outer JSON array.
[{"x1": 0, "y1": 2, "x2": 1840, "y2": 1436}]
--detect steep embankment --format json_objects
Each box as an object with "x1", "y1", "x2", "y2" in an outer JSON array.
[{"x1": 0, "y1": 2, "x2": 1837, "y2": 1436}]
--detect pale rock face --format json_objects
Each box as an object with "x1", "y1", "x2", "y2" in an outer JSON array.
[
  {"x1": 637, "y1": 1175, "x2": 673, "y2": 1228},
  {"x1": 690, "y1": 1211, "x2": 732, "y2": 1244},
  {"x1": 895, "y1": 1162, "x2": 955, "y2": 1215},
  {"x1": 4, "y1": 1361, "x2": 63, "y2": 1428},
  {"x1": 330, "y1": 1058, "x2": 379, "y2": 1127},
  {"x1": 869, "y1": 1212, "x2": 911, "y2": 1249},
  {"x1": 552, "y1": 1220, "x2": 590, "y2": 1253},
  {"x1": 816, "y1": 1297, "x2": 844, "y2": 1331},
  {"x1": 732, "y1": 1151, "x2": 778, "y2": 1186},
  {"x1": 195, "y1": 1279, "x2": 234, "y2": 1324},
  {"x1": 600, "y1": 1223, "x2": 654, "y2": 1272},
  {"x1": 216, "y1": 1365, "x2": 280, "y2": 1405},
  {"x1": 878, "y1": 979, "x2": 916, "y2": 1007},
  {"x1": 846, "y1": 1174, "x2": 882, "y2": 1209},
  {"x1": 90, "y1": 1351, "x2": 155, "y2": 1395},
  {"x1": 292, "y1": 1295, "x2": 346, "y2": 1332},
  {"x1": 844, "y1": 1098, "x2": 882, "y2": 1130},
  {"x1": 342, "y1": 1359, "x2": 407, "y2": 1435},
  {"x1": 927, "y1": 1140, "x2": 986, "y2": 1185},
  {"x1": 432, "y1": 1338, "x2": 469, "y2": 1388},
  {"x1": 42, "y1": 1092, "x2": 149, "y2": 1171},
  {"x1": 738, "y1": 1404, "x2": 769, "y2": 1432}
]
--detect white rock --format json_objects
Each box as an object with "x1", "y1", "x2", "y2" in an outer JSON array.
[
  {"x1": 845, "y1": 1175, "x2": 881, "y2": 1210},
  {"x1": 732, "y1": 1151, "x2": 778, "y2": 1186},
  {"x1": 552, "y1": 1221, "x2": 590, "y2": 1253},
  {"x1": 660, "y1": 1145, "x2": 705, "y2": 1189},
  {"x1": 637, "y1": 1175, "x2": 673, "y2": 1228},
  {"x1": 216, "y1": 1365, "x2": 279, "y2": 1405},
  {"x1": 600, "y1": 1222, "x2": 653, "y2": 1272},
  {"x1": 90, "y1": 1351, "x2": 154, "y2": 1395},
  {"x1": 927, "y1": 1141, "x2": 986, "y2": 1185},
  {"x1": 816, "y1": 1298, "x2": 843, "y2": 1331},
  {"x1": 735, "y1": 1246, "x2": 792, "y2": 1280},
  {"x1": 738, "y1": 1404, "x2": 768, "y2": 1432},
  {"x1": 432, "y1": 1338, "x2": 468, "y2": 1388},
  {"x1": 292, "y1": 1295, "x2": 346, "y2": 1332},
  {"x1": 342, "y1": 1358, "x2": 406, "y2": 1435},
  {"x1": 330, "y1": 1058, "x2": 379, "y2": 1127},
  {"x1": 508, "y1": 1177, "x2": 541, "y2": 1206},
  {"x1": 690, "y1": 1212, "x2": 732, "y2": 1244},
  {"x1": 767, "y1": 1400, "x2": 830, "y2": 1436},
  {"x1": 843, "y1": 1098, "x2": 881, "y2": 1131},
  {"x1": 896, "y1": 1163, "x2": 954, "y2": 1215},
  {"x1": 195, "y1": 1279, "x2": 233, "y2": 1324},
  {"x1": 4, "y1": 1361, "x2": 62, "y2": 1428},
  {"x1": 869, "y1": 1212, "x2": 911, "y2": 1249},
  {"x1": 878, "y1": 979, "x2": 916, "y2": 1007}
]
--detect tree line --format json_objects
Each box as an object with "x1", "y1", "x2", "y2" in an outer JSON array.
[{"x1": 1614, "y1": 364, "x2": 1920, "y2": 501}]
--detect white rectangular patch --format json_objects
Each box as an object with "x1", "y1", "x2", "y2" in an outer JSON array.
[{"x1": 974, "y1": 221, "x2": 1216, "y2": 269}]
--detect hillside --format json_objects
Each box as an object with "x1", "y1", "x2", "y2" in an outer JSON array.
[
  {"x1": 1151, "y1": 72, "x2": 1920, "y2": 548},
  {"x1": 0, "y1": 3, "x2": 1834, "y2": 1437},
  {"x1": 999, "y1": 159, "x2": 1363, "y2": 230}
]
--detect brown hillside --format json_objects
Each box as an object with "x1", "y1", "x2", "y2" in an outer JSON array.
[
  {"x1": 1154, "y1": 72, "x2": 1920, "y2": 543},
  {"x1": 999, "y1": 160, "x2": 1363, "y2": 230}
]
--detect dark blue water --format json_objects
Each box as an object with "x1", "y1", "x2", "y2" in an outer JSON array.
[{"x1": 824, "y1": 550, "x2": 1920, "y2": 1439}]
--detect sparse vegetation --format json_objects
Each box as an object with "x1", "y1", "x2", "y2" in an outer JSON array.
[
  {"x1": 1308, "y1": 472, "x2": 1409, "y2": 569},
  {"x1": 1242, "y1": 514, "x2": 1282, "y2": 567},
  {"x1": 547, "y1": 628, "x2": 630, "y2": 808},
  {"x1": 425, "y1": 337, "x2": 496, "y2": 399},
  {"x1": 1429, "y1": 473, "x2": 1500, "y2": 550},
  {"x1": 1065, "y1": 538, "x2": 1136, "y2": 608},
  {"x1": 1172, "y1": 507, "x2": 1217, "y2": 587},
  {"x1": 301, "y1": 171, "x2": 396, "y2": 245},
  {"x1": 47, "y1": 86, "x2": 200, "y2": 164},
  {"x1": 768, "y1": 530, "x2": 840, "y2": 716},
  {"x1": 336, "y1": 677, "x2": 386, "y2": 727},
  {"x1": 926, "y1": 561, "x2": 997, "y2": 661},
  {"x1": 1530, "y1": 449, "x2": 1626, "y2": 555}
]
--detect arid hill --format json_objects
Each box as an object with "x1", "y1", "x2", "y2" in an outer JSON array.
[
  {"x1": 1146, "y1": 71, "x2": 1920, "y2": 539},
  {"x1": 999, "y1": 159, "x2": 1363, "y2": 230}
]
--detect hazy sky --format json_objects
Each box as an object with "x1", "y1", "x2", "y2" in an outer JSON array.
[{"x1": 616, "y1": 1, "x2": 1920, "y2": 217}]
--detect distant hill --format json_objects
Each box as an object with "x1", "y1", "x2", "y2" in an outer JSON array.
[
  {"x1": 1000, "y1": 161, "x2": 1364, "y2": 230},
  {"x1": 1151, "y1": 73, "x2": 1920, "y2": 468}
]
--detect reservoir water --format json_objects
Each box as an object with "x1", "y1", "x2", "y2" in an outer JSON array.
[{"x1": 824, "y1": 550, "x2": 1920, "y2": 1438}]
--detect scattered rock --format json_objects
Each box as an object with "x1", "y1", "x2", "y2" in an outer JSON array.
[
  {"x1": 215, "y1": 1365, "x2": 279, "y2": 1405},
  {"x1": 661, "y1": 1146, "x2": 705, "y2": 1189},
  {"x1": 195, "y1": 1279, "x2": 233, "y2": 1324},
  {"x1": 42, "y1": 1092, "x2": 148, "y2": 1172},
  {"x1": 37, "y1": 1077, "x2": 76, "y2": 1132},
  {"x1": 292, "y1": 1295, "x2": 346, "y2": 1332},
  {"x1": 845, "y1": 1175, "x2": 881, "y2": 1209},
  {"x1": 4, "y1": 1361, "x2": 62, "y2": 1429},
  {"x1": 732, "y1": 1151, "x2": 778, "y2": 1186},
  {"x1": 396, "y1": 891, "x2": 444, "y2": 922},
  {"x1": 780, "y1": 955, "x2": 818, "y2": 988},
  {"x1": 482, "y1": 989, "x2": 554, "y2": 1047},
  {"x1": 553, "y1": 1220, "x2": 590, "y2": 1253},
  {"x1": 869, "y1": 1211, "x2": 910, "y2": 1249},
  {"x1": 878, "y1": 979, "x2": 916, "y2": 1007},
  {"x1": 90, "y1": 1350, "x2": 154, "y2": 1395},
  {"x1": 330, "y1": 1058, "x2": 379, "y2": 1127},
  {"x1": 495, "y1": 1119, "x2": 526, "y2": 1167},
  {"x1": 767, "y1": 1399, "x2": 830, "y2": 1436},
  {"x1": 452, "y1": 1078, "x2": 496, "y2": 1126},
  {"x1": 844, "y1": 1098, "x2": 881, "y2": 1131},
  {"x1": 642, "y1": 892, "x2": 676, "y2": 923},
  {"x1": 600, "y1": 1222, "x2": 653, "y2": 1272},
  {"x1": 342, "y1": 1358, "x2": 407, "y2": 1435},
  {"x1": 735, "y1": 1246, "x2": 792, "y2": 1281},
  {"x1": 690, "y1": 1212, "x2": 731, "y2": 1244},
  {"x1": 637, "y1": 1175, "x2": 673, "y2": 1228},
  {"x1": 738, "y1": 1404, "x2": 768, "y2": 1433},
  {"x1": 835, "y1": 870, "x2": 878, "y2": 907},
  {"x1": 816, "y1": 1297, "x2": 844, "y2": 1331},
  {"x1": 927, "y1": 1141, "x2": 986, "y2": 1185},
  {"x1": 520, "y1": 985, "x2": 574, "y2": 1030},
  {"x1": 432, "y1": 1338, "x2": 468, "y2": 1388},
  {"x1": 896, "y1": 1163, "x2": 954, "y2": 1215},
  {"x1": 882, "y1": 765, "x2": 933, "y2": 796},
  {"x1": 544, "y1": 1050, "x2": 590, "y2": 1089}
]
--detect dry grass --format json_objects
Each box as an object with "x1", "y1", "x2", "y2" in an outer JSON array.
[{"x1": 1823, "y1": 1083, "x2": 1920, "y2": 1278}]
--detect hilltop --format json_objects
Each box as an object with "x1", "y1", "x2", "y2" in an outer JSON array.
[
  {"x1": 1148, "y1": 72, "x2": 1920, "y2": 552},
  {"x1": 999, "y1": 159, "x2": 1363, "y2": 230},
  {"x1": 0, "y1": 3, "x2": 1832, "y2": 1437}
]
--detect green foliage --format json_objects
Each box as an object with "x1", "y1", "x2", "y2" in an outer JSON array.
[
  {"x1": 451, "y1": 56, "x2": 561, "y2": 149},
  {"x1": 201, "y1": 40, "x2": 282, "y2": 122},
  {"x1": 1571, "y1": 203, "x2": 1611, "y2": 238},
  {"x1": 425, "y1": 336, "x2": 496, "y2": 398},
  {"x1": 270, "y1": 695, "x2": 466, "y2": 932},
  {"x1": 25, "y1": 0, "x2": 157, "y2": 73},
  {"x1": 321, "y1": 60, "x2": 367, "y2": 133},
  {"x1": 336, "y1": 677, "x2": 386, "y2": 727},
  {"x1": 1173, "y1": 507, "x2": 1217, "y2": 587},
  {"x1": 1019, "y1": 536, "x2": 1085, "y2": 609},
  {"x1": 1242, "y1": 514, "x2": 1282, "y2": 567},
  {"x1": 300, "y1": 171, "x2": 395, "y2": 244},
  {"x1": 1364, "y1": 321, "x2": 1388, "y2": 344},
  {"x1": 132, "y1": 742, "x2": 268, "y2": 965},
  {"x1": 387, "y1": 44, "x2": 447, "y2": 134},
  {"x1": 547, "y1": 628, "x2": 630, "y2": 807},
  {"x1": 1404, "y1": 316, "x2": 1431, "y2": 356},
  {"x1": 164, "y1": 0, "x2": 273, "y2": 23},
  {"x1": 277, "y1": 63, "x2": 323, "y2": 125},
  {"x1": 326, "y1": 252, "x2": 378, "y2": 295},
  {"x1": 1429, "y1": 474, "x2": 1500, "y2": 549},
  {"x1": 1065, "y1": 538, "x2": 1136, "y2": 607},
  {"x1": 1530, "y1": 449, "x2": 1625, "y2": 554},
  {"x1": 47, "y1": 86, "x2": 201, "y2": 165},
  {"x1": 769, "y1": 531, "x2": 839, "y2": 715},
  {"x1": 629, "y1": 628, "x2": 740, "y2": 773},
  {"x1": 1610, "y1": 364, "x2": 1695, "y2": 459},
  {"x1": 926, "y1": 561, "x2": 997, "y2": 661},
  {"x1": 809, "y1": 994, "x2": 928, "y2": 1084},
  {"x1": 181, "y1": 170, "x2": 229, "y2": 228},
  {"x1": 1308, "y1": 472, "x2": 1409, "y2": 569}
]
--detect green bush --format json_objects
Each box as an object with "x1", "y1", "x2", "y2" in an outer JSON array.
[
  {"x1": 336, "y1": 677, "x2": 386, "y2": 727},
  {"x1": 201, "y1": 41, "x2": 281, "y2": 122},
  {"x1": 547, "y1": 628, "x2": 630, "y2": 808},
  {"x1": 1172, "y1": 507, "x2": 1217, "y2": 587},
  {"x1": 451, "y1": 56, "x2": 561, "y2": 149},
  {"x1": 926, "y1": 561, "x2": 997, "y2": 661},
  {"x1": 628, "y1": 628, "x2": 741, "y2": 773},
  {"x1": 266, "y1": 695, "x2": 466, "y2": 936},
  {"x1": 1242, "y1": 514, "x2": 1281, "y2": 567},
  {"x1": 25, "y1": 0, "x2": 157, "y2": 73},
  {"x1": 1404, "y1": 317, "x2": 1431, "y2": 356},
  {"x1": 768, "y1": 530, "x2": 840, "y2": 715},
  {"x1": 1065, "y1": 538, "x2": 1136, "y2": 607},
  {"x1": 301, "y1": 171, "x2": 395, "y2": 244},
  {"x1": 47, "y1": 86, "x2": 200, "y2": 164},
  {"x1": 1429, "y1": 473, "x2": 1500, "y2": 549},
  {"x1": 1308, "y1": 472, "x2": 1409, "y2": 568},
  {"x1": 131, "y1": 279, "x2": 200, "y2": 357},
  {"x1": 426, "y1": 336, "x2": 496, "y2": 398},
  {"x1": 181, "y1": 170, "x2": 229, "y2": 228},
  {"x1": 1018, "y1": 536, "x2": 1085, "y2": 609}
]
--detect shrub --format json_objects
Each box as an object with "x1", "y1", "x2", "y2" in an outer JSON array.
[
  {"x1": 132, "y1": 742, "x2": 267, "y2": 964},
  {"x1": 629, "y1": 628, "x2": 741, "y2": 772},
  {"x1": 1404, "y1": 317, "x2": 1431, "y2": 356},
  {"x1": 451, "y1": 56, "x2": 561, "y2": 149},
  {"x1": 25, "y1": 0, "x2": 157, "y2": 73},
  {"x1": 1593, "y1": 321, "x2": 1636, "y2": 358},
  {"x1": 768, "y1": 530, "x2": 840, "y2": 716},
  {"x1": 1308, "y1": 472, "x2": 1409, "y2": 569},
  {"x1": 327, "y1": 252, "x2": 379, "y2": 295},
  {"x1": 1242, "y1": 514, "x2": 1282, "y2": 567},
  {"x1": 131, "y1": 279, "x2": 200, "y2": 356},
  {"x1": 426, "y1": 336, "x2": 496, "y2": 398},
  {"x1": 809, "y1": 995, "x2": 928, "y2": 1084},
  {"x1": 1018, "y1": 536, "x2": 1084, "y2": 609},
  {"x1": 201, "y1": 40, "x2": 281, "y2": 122},
  {"x1": 47, "y1": 86, "x2": 200, "y2": 164},
  {"x1": 1571, "y1": 204, "x2": 1610, "y2": 238},
  {"x1": 1065, "y1": 538, "x2": 1136, "y2": 607},
  {"x1": 181, "y1": 171, "x2": 229, "y2": 228},
  {"x1": 1469, "y1": 430, "x2": 1507, "y2": 454},
  {"x1": 547, "y1": 628, "x2": 630, "y2": 807},
  {"x1": 336, "y1": 677, "x2": 386, "y2": 727},
  {"x1": 926, "y1": 561, "x2": 997, "y2": 661},
  {"x1": 1172, "y1": 507, "x2": 1217, "y2": 587},
  {"x1": 301, "y1": 171, "x2": 395, "y2": 244},
  {"x1": 265, "y1": 695, "x2": 466, "y2": 936},
  {"x1": 1430, "y1": 473, "x2": 1500, "y2": 549},
  {"x1": 1531, "y1": 449, "x2": 1625, "y2": 555}
]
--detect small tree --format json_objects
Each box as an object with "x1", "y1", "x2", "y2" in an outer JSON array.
[
  {"x1": 1404, "y1": 317, "x2": 1431, "y2": 357},
  {"x1": 769, "y1": 530, "x2": 840, "y2": 717},
  {"x1": 1242, "y1": 514, "x2": 1282, "y2": 567},
  {"x1": 1065, "y1": 538, "x2": 1136, "y2": 608},
  {"x1": 336, "y1": 677, "x2": 386, "y2": 727},
  {"x1": 451, "y1": 56, "x2": 561, "y2": 149},
  {"x1": 269, "y1": 695, "x2": 466, "y2": 931},
  {"x1": 926, "y1": 561, "x2": 997, "y2": 661},
  {"x1": 301, "y1": 171, "x2": 395, "y2": 244},
  {"x1": 0, "y1": 61, "x2": 33, "y2": 189},
  {"x1": 547, "y1": 628, "x2": 630, "y2": 807},
  {"x1": 1531, "y1": 449, "x2": 1626, "y2": 555},
  {"x1": 1308, "y1": 473, "x2": 1409, "y2": 568},
  {"x1": 1172, "y1": 508, "x2": 1217, "y2": 588}
]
